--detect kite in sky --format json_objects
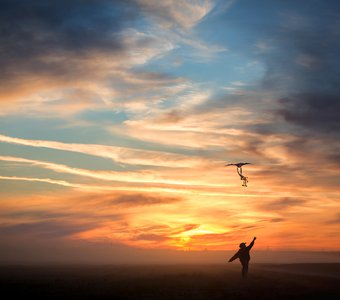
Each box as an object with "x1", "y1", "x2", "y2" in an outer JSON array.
[{"x1": 225, "y1": 163, "x2": 251, "y2": 187}]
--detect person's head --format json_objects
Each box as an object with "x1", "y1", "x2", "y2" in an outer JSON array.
[{"x1": 239, "y1": 242, "x2": 246, "y2": 249}]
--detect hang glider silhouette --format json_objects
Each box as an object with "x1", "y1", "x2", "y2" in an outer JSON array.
[{"x1": 225, "y1": 162, "x2": 251, "y2": 187}]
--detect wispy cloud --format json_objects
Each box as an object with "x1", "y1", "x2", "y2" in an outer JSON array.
[
  {"x1": 0, "y1": 220, "x2": 95, "y2": 239},
  {"x1": 0, "y1": 134, "x2": 207, "y2": 167},
  {"x1": 0, "y1": 175, "x2": 80, "y2": 189},
  {"x1": 0, "y1": 155, "x2": 218, "y2": 187},
  {"x1": 138, "y1": 0, "x2": 215, "y2": 30},
  {"x1": 258, "y1": 197, "x2": 307, "y2": 211}
]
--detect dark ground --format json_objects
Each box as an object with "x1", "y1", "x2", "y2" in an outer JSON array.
[{"x1": 0, "y1": 263, "x2": 339, "y2": 299}]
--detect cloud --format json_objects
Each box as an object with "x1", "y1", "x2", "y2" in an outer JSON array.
[
  {"x1": 261, "y1": 11, "x2": 340, "y2": 139},
  {"x1": 170, "y1": 224, "x2": 200, "y2": 235},
  {"x1": 0, "y1": 205, "x2": 120, "y2": 224},
  {"x1": 75, "y1": 192, "x2": 184, "y2": 207},
  {"x1": 0, "y1": 190, "x2": 184, "y2": 240},
  {"x1": 136, "y1": 0, "x2": 227, "y2": 62},
  {"x1": 132, "y1": 233, "x2": 169, "y2": 241},
  {"x1": 327, "y1": 213, "x2": 340, "y2": 224},
  {"x1": 0, "y1": 190, "x2": 185, "y2": 248},
  {"x1": 0, "y1": 155, "x2": 214, "y2": 187},
  {"x1": 259, "y1": 197, "x2": 306, "y2": 211},
  {"x1": 112, "y1": 193, "x2": 182, "y2": 206},
  {"x1": 269, "y1": 217, "x2": 286, "y2": 223},
  {"x1": 0, "y1": 0, "x2": 223, "y2": 110},
  {"x1": 128, "y1": 223, "x2": 200, "y2": 237},
  {"x1": 0, "y1": 0, "x2": 139, "y2": 101},
  {"x1": 0, "y1": 220, "x2": 95, "y2": 238},
  {"x1": 0, "y1": 134, "x2": 207, "y2": 167},
  {"x1": 126, "y1": 223, "x2": 201, "y2": 247},
  {"x1": 278, "y1": 93, "x2": 340, "y2": 134},
  {"x1": 0, "y1": 0, "x2": 189, "y2": 115},
  {"x1": 0, "y1": 175, "x2": 81, "y2": 189},
  {"x1": 137, "y1": 0, "x2": 215, "y2": 30},
  {"x1": 110, "y1": 91, "x2": 267, "y2": 150},
  {"x1": 0, "y1": 175, "x2": 213, "y2": 195}
]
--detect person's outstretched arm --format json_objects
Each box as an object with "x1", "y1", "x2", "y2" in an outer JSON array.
[
  {"x1": 228, "y1": 251, "x2": 239, "y2": 262},
  {"x1": 247, "y1": 237, "x2": 256, "y2": 250}
]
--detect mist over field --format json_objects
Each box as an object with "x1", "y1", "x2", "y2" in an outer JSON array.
[
  {"x1": 1, "y1": 237, "x2": 340, "y2": 265},
  {"x1": 1, "y1": 264, "x2": 339, "y2": 300}
]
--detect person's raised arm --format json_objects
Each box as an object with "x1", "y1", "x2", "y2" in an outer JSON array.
[
  {"x1": 247, "y1": 237, "x2": 256, "y2": 250},
  {"x1": 228, "y1": 251, "x2": 239, "y2": 262}
]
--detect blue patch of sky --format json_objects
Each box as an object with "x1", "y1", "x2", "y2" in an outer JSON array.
[
  {"x1": 0, "y1": 116, "x2": 66, "y2": 141},
  {"x1": 171, "y1": 49, "x2": 264, "y2": 88},
  {"x1": 77, "y1": 110, "x2": 129, "y2": 125},
  {"x1": 210, "y1": 0, "x2": 338, "y2": 43}
]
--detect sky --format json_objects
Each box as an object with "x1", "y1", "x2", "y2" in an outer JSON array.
[{"x1": 0, "y1": 0, "x2": 340, "y2": 263}]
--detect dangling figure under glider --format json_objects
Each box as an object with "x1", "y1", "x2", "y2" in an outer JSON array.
[{"x1": 225, "y1": 163, "x2": 251, "y2": 187}]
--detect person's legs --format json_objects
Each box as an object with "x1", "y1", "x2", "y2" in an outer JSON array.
[
  {"x1": 244, "y1": 261, "x2": 249, "y2": 277},
  {"x1": 241, "y1": 261, "x2": 249, "y2": 278}
]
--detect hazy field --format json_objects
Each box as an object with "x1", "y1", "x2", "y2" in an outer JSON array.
[{"x1": 0, "y1": 264, "x2": 339, "y2": 299}]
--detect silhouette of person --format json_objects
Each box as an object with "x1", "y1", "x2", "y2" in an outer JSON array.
[{"x1": 228, "y1": 237, "x2": 256, "y2": 278}]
